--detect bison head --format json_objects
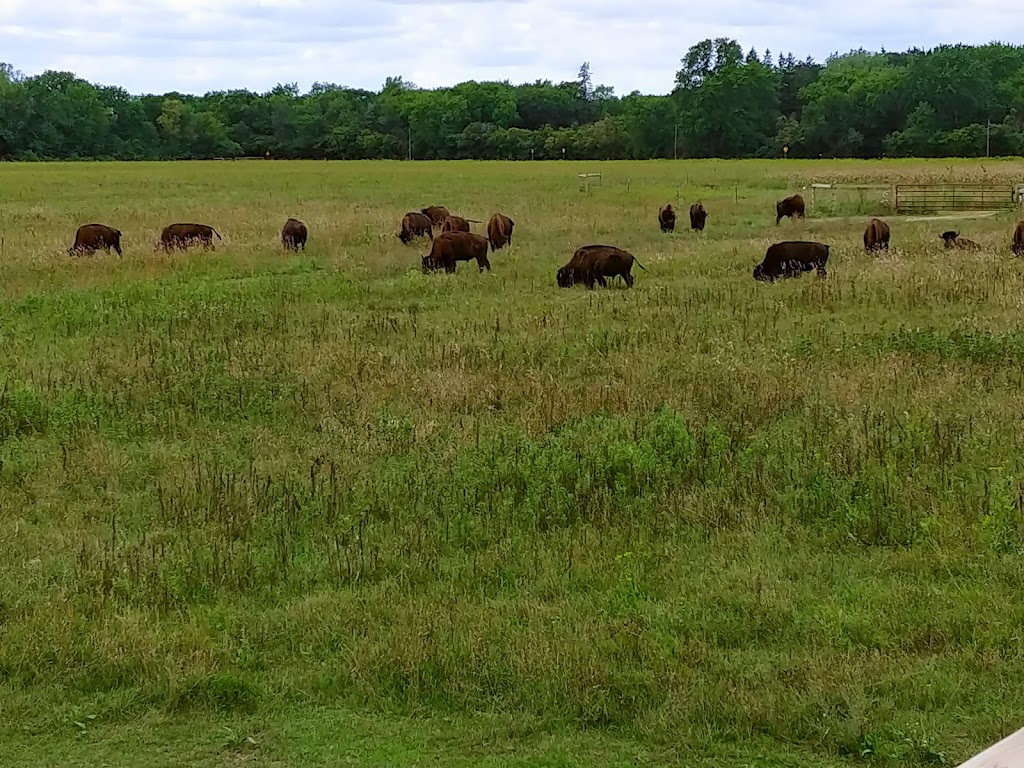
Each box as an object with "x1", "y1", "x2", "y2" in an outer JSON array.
[
  {"x1": 752, "y1": 264, "x2": 770, "y2": 282},
  {"x1": 421, "y1": 255, "x2": 440, "y2": 273},
  {"x1": 556, "y1": 266, "x2": 576, "y2": 288},
  {"x1": 940, "y1": 231, "x2": 959, "y2": 247}
]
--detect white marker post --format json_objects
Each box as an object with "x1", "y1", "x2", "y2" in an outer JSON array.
[{"x1": 957, "y1": 726, "x2": 1024, "y2": 768}]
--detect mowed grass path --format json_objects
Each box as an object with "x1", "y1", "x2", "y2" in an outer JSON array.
[{"x1": 3, "y1": 159, "x2": 1024, "y2": 767}]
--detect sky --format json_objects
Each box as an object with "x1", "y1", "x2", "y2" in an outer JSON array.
[{"x1": 2, "y1": 0, "x2": 1022, "y2": 96}]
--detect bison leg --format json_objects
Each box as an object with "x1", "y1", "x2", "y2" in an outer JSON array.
[
  {"x1": 478, "y1": 255, "x2": 491, "y2": 272},
  {"x1": 624, "y1": 271, "x2": 634, "y2": 288},
  {"x1": 816, "y1": 264, "x2": 827, "y2": 278}
]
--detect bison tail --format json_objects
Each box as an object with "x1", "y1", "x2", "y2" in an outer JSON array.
[
  {"x1": 633, "y1": 256, "x2": 647, "y2": 271},
  {"x1": 212, "y1": 229, "x2": 223, "y2": 240}
]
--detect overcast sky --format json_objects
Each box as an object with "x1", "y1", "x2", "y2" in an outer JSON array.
[{"x1": 2, "y1": 0, "x2": 1021, "y2": 96}]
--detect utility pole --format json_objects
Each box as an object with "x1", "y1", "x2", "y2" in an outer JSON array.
[
  {"x1": 986, "y1": 120, "x2": 991, "y2": 157},
  {"x1": 674, "y1": 125, "x2": 678, "y2": 160}
]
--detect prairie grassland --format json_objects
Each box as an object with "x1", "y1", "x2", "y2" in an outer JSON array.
[{"x1": 3, "y1": 159, "x2": 1024, "y2": 767}]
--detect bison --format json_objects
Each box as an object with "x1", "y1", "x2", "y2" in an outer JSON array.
[
  {"x1": 1014, "y1": 222, "x2": 1024, "y2": 256},
  {"x1": 421, "y1": 231, "x2": 491, "y2": 274},
  {"x1": 68, "y1": 223, "x2": 122, "y2": 256},
  {"x1": 775, "y1": 194, "x2": 806, "y2": 225},
  {"x1": 940, "y1": 231, "x2": 980, "y2": 250},
  {"x1": 422, "y1": 206, "x2": 451, "y2": 228},
  {"x1": 556, "y1": 244, "x2": 646, "y2": 289},
  {"x1": 690, "y1": 202, "x2": 708, "y2": 231},
  {"x1": 441, "y1": 215, "x2": 471, "y2": 233},
  {"x1": 863, "y1": 218, "x2": 891, "y2": 252},
  {"x1": 753, "y1": 241, "x2": 830, "y2": 282},
  {"x1": 281, "y1": 218, "x2": 308, "y2": 250},
  {"x1": 398, "y1": 212, "x2": 434, "y2": 245},
  {"x1": 486, "y1": 213, "x2": 515, "y2": 251},
  {"x1": 659, "y1": 204, "x2": 676, "y2": 233},
  {"x1": 159, "y1": 223, "x2": 222, "y2": 250}
]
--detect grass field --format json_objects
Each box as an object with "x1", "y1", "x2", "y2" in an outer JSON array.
[{"x1": 3, "y1": 158, "x2": 1024, "y2": 767}]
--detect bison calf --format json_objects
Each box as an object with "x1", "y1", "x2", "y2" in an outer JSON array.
[
  {"x1": 69, "y1": 223, "x2": 122, "y2": 256},
  {"x1": 776, "y1": 194, "x2": 806, "y2": 225},
  {"x1": 864, "y1": 218, "x2": 891, "y2": 252},
  {"x1": 487, "y1": 213, "x2": 515, "y2": 251},
  {"x1": 422, "y1": 206, "x2": 451, "y2": 228},
  {"x1": 940, "y1": 231, "x2": 980, "y2": 250},
  {"x1": 160, "y1": 223, "x2": 222, "y2": 250},
  {"x1": 753, "y1": 241, "x2": 830, "y2": 282},
  {"x1": 659, "y1": 204, "x2": 676, "y2": 233},
  {"x1": 690, "y1": 202, "x2": 708, "y2": 231},
  {"x1": 398, "y1": 212, "x2": 434, "y2": 245},
  {"x1": 1014, "y1": 222, "x2": 1024, "y2": 256},
  {"x1": 281, "y1": 218, "x2": 308, "y2": 250},
  {"x1": 557, "y1": 244, "x2": 646, "y2": 289},
  {"x1": 441, "y1": 215, "x2": 471, "y2": 233},
  {"x1": 421, "y1": 231, "x2": 491, "y2": 274}
]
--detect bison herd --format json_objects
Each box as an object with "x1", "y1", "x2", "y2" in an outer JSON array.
[{"x1": 64, "y1": 190, "x2": 1024, "y2": 289}]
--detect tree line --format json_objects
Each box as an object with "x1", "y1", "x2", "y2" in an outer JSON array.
[{"x1": 3, "y1": 40, "x2": 1024, "y2": 162}]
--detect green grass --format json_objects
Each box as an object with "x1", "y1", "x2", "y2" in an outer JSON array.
[{"x1": 2, "y1": 158, "x2": 1024, "y2": 766}]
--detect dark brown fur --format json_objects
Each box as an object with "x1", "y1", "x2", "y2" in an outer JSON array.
[
  {"x1": 159, "y1": 223, "x2": 222, "y2": 250},
  {"x1": 776, "y1": 194, "x2": 806, "y2": 225},
  {"x1": 69, "y1": 223, "x2": 122, "y2": 256},
  {"x1": 689, "y1": 202, "x2": 707, "y2": 231},
  {"x1": 1012, "y1": 222, "x2": 1024, "y2": 256},
  {"x1": 281, "y1": 218, "x2": 308, "y2": 250},
  {"x1": 421, "y1": 231, "x2": 491, "y2": 273},
  {"x1": 557, "y1": 244, "x2": 646, "y2": 289},
  {"x1": 421, "y1": 206, "x2": 451, "y2": 228},
  {"x1": 940, "y1": 231, "x2": 980, "y2": 250},
  {"x1": 441, "y1": 215, "x2": 471, "y2": 233},
  {"x1": 659, "y1": 204, "x2": 676, "y2": 233},
  {"x1": 864, "y1": 218, "x2": 890, "y2": 252},
  {"x1": 753, "y1": 241, "x2": 830, "y2": 282},
  {"x1": 398, "y1": 212, "x2": 434, "y2": 245},
  {"x1": 486, "y1": 213, "x2": 515, "y2": 251}
]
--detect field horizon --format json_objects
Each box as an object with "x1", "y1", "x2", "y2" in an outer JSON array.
[{"x1": 2, "y1": 158, "x2": 1024, "y2": 767}]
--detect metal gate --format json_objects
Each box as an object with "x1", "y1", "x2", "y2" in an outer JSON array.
[{"x1": 894, "y1": 183, "x2": 1020, "y2": 214}]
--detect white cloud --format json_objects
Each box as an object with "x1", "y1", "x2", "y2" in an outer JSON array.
[{"x1": 2, "y1": 0, "x2": 1023, "y2": 94}]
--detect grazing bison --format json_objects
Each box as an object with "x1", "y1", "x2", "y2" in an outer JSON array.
[
  {"x1": 753, "y1": 241, "x2": 830, "y2": 282},
  {"x1": 281, "y1": 218, "x2": 308, "y2": 250},
  {"x1": 422, "y1": 206, "x2": 451, "y2": 228},
  {"x1": 690, "y1": 202, "x2": 708, "y2": 231},
  {"x1": 68, "y1": 223, "x2": 122, "y2": 256},
  {"x1": 441, "y1": 215, "x2": 471, "y2": 233},
  {"x1": 940, "y1": 231, "x2": 980, "y2": 250},
  {"x1": 659, "y1": 204, "x2": 676, "y2": 233},
  {"x1": 159, "y1": 223, "x2": 222, "y2": 250},
  {"x1": 556, "y1": 244, "x2": 646, "y2": 289},
  {"x1": 1012, "y1": 222, "x2": 1024, "y2": 256},
  {"x1": 421, "y1": 231, "x2": 491, "y2": 274},
  {"x1": 775, "y1": 194, "x2": 806, "y2": 225},
  {"x1": 486, "y1": 213, "x2": 515, "y2": 251},
  {"x1": 863, "y1": 218, "x2": 891, "y2": 252},
  {"x1": 398, "y1": 212, "x2": 434, "y2": 245}
]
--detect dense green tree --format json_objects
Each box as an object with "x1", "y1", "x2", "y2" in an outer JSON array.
[{"x1": 3, "y1": 43, "x2": 1024, "y2": 160}]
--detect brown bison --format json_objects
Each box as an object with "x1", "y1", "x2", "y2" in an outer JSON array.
[
  {"x1": 441, "y1": 215, "x2": 471, "y2": 233},
  {"x1": 753, "y1": 241, "x2": 830, "y2": 282},
  {"x1": 486, "y1": 213, "x2": 515, "y2": 251},
  {"x1": 281, "y1": 218, "x2": 308, "y2": 250},
  {"x1": 1012, "y1": 222, "x2": 1024, "y2": 256},
  {"x1": 940, "y1": 231, "x2": 980, "y2": 250},
  {"x1": 775, "y1": 194, "x2": 806, "y2": 225},
  {"x1": 159, "y1": 223, "x2": 222, "y2": 250},
  {"x1": 68, "y1": 223, "x2": 122, "y2": 256},
  {"x1": 690, "y1": 202, "x2": 708, "y2": 231},
  {"x1": 398, "y1": 212, "x2": 434, "y2": 245},
  {"x1": 421, "y1": 231, "x2": 491, "y2": 274},
  {"x1": 422, "y1": 206, "x2": 451, "y2": 228},
  {"x1": 863, "y1": 218, "x2": 890, "y2": 252},
  {"x1": 659, "y1": 204, "x2": 676, "y2": 233},
  {"x1": 556, "y1": 244, "x2": 646, "y2": 289}
]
